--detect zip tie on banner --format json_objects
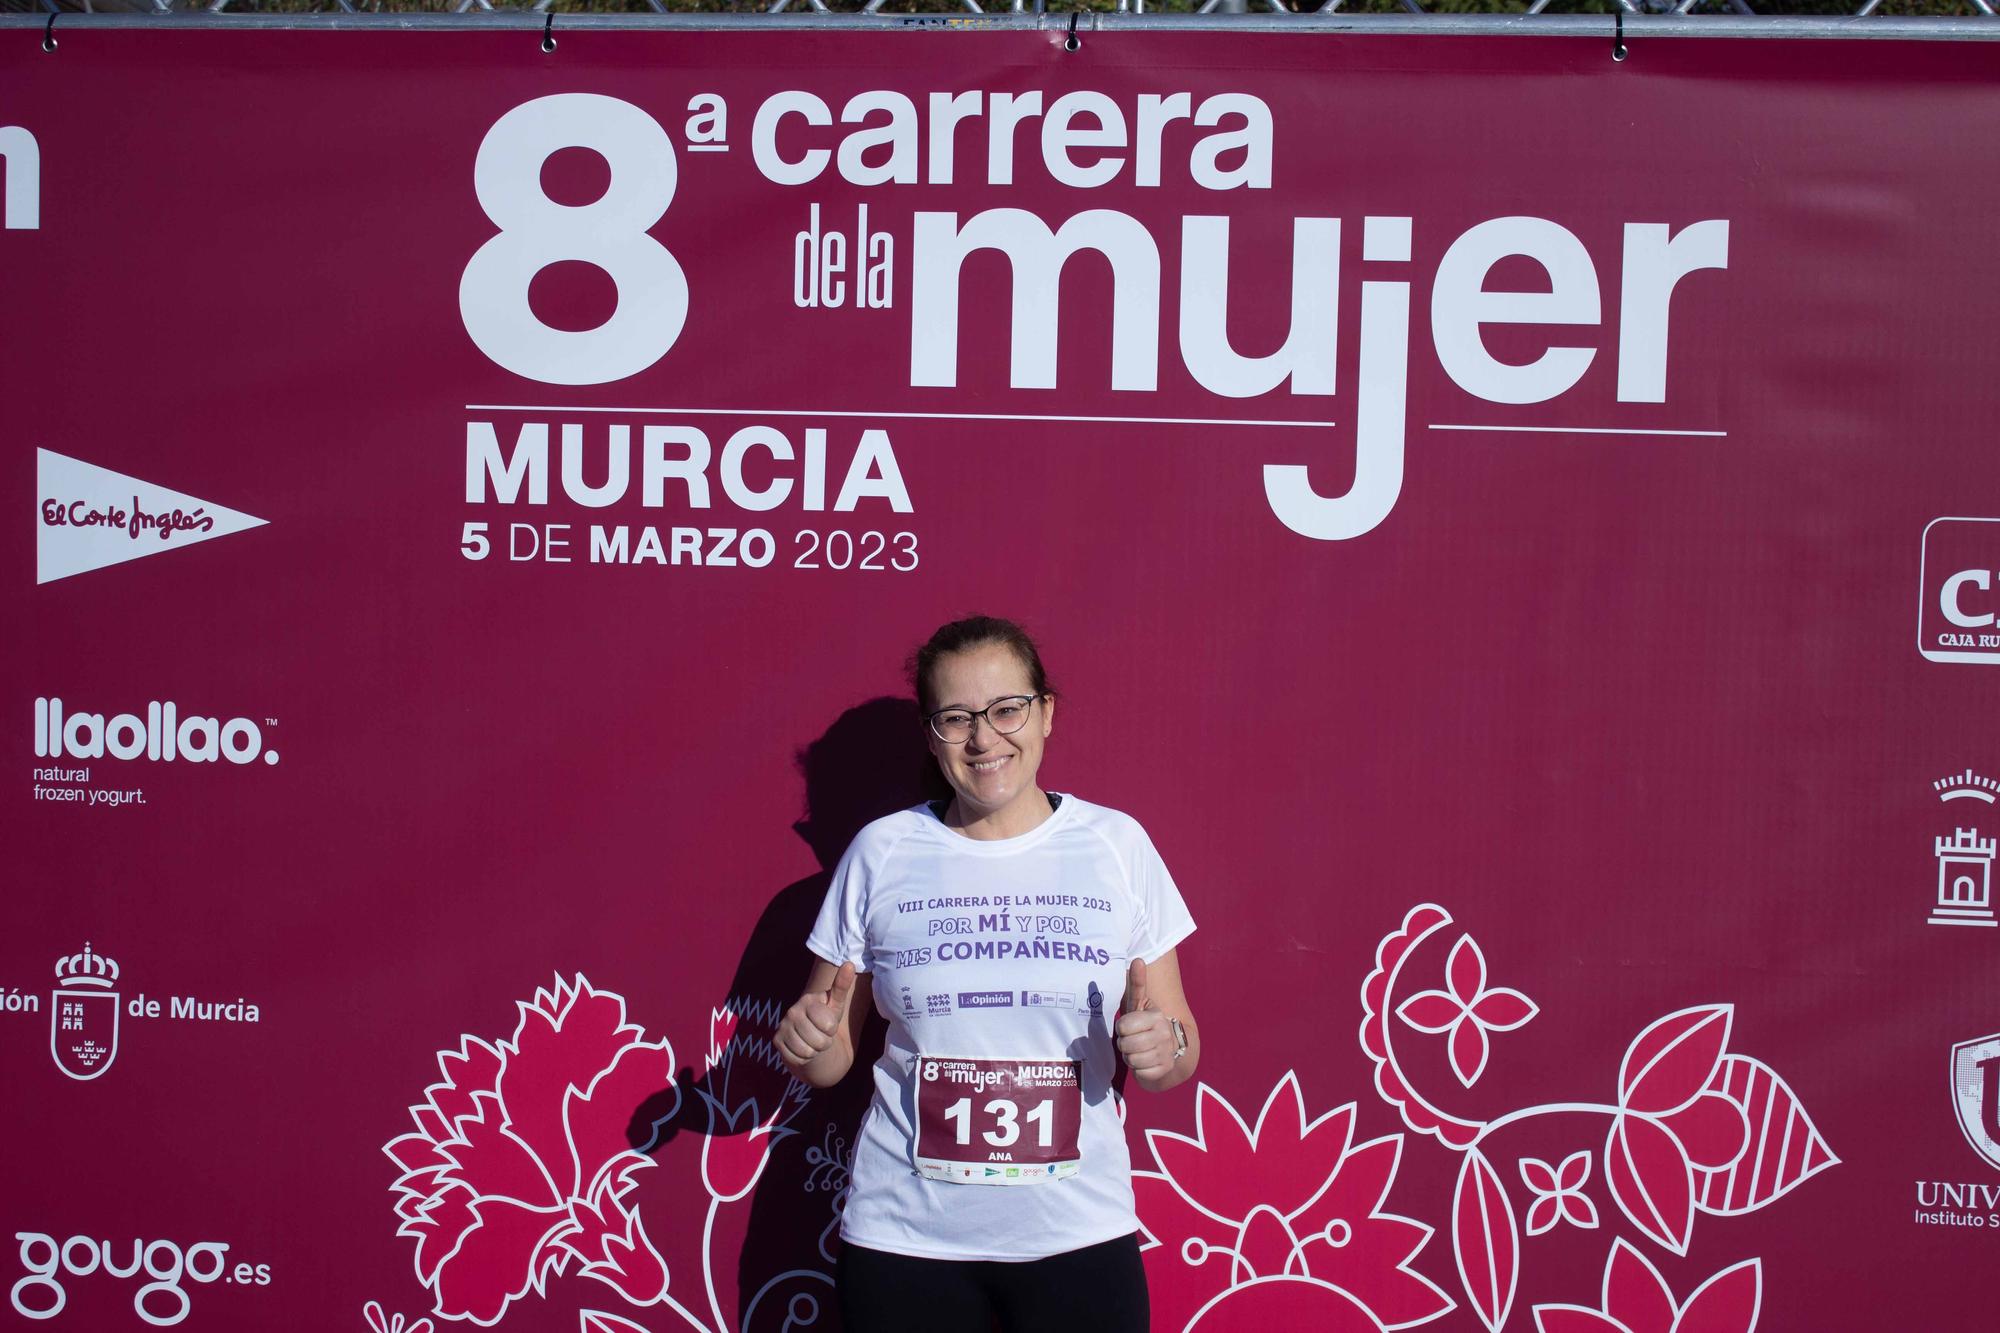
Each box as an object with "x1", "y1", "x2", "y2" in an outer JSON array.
[
  {"x1": 42, "y1": 11, "x2": 57, "y2": 53},
  {"x1": 541, "y1": 11, "x2": 557, "y2": 54},
  {"x1": 1065, "y1": 9, "x2": 1081, "y2": 52},
  {"x1": 1612, "y1": 9, "x2": 1627, "y2": 61}
]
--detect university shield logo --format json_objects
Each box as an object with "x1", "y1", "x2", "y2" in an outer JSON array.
[
  {"x1": 1950, "y1": 1033, "x2": 2000, "y2": 1170},
  {"x1": 48, "y1": 943, "x2": 120, "y2": 1081}
]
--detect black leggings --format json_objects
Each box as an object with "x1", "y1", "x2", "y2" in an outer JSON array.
[{"x1": 837, "y1": 1233, "x2": 1149, "y2": 1333}]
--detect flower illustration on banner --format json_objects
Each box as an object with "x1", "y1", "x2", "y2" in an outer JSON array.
[
  {"x1": 1358, "y1": 904, "x2": 1836, "y2": 1332},
  {"x1": 1532, "y1": 1238, "x2": 1762, "y2": 1333},
  {"x1": 363, "y1": 1302, "x2": 436, "y2": 1333},
  {"x1": 1394, "y1": 935, "x2": 1538, "y2": 1088},
  {"x1": 1521, "y1": 1153, "x2": 1598, "y2": 1236},
  {"x1": 383, "y1": 975, "x2": 679, "y2": 1325},
  {"x1": 1360, "y1": 905, "x2": 1484, "y2": 1149},
  {"x1": 386, "y1": 978, "x2": 836, "y2": 1333},
  {"x1": 1604, "y1": 1006, "x2": 1753, "y2": 1255},
  {"x1": 696, "y1": 1004, "x2": 810, "y2": 1205},
  {"x1": 1133, "y1": 1071, "x2": 1456, "y2": 1332}
]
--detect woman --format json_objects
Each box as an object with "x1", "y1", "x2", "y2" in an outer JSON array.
[{"x1": 776, "y1": 616, "x2": 1200, "y2": 1333}]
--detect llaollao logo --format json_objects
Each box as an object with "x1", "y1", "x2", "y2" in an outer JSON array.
[{"x1": 34, "y1": 698, "x2": 277, "y2": 767}]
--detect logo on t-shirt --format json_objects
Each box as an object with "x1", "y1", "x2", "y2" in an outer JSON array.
[
  {"x1": 956, "y1": 990, "x2": 1013, "y2": 1009},
  {"x1": 1021, "y1": 990, "x2": 1075, "y2": 1009}
]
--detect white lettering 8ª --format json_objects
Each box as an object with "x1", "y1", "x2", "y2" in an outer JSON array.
[{"x1": 460, "y1": 94, "x2": 687, "y2": 385}]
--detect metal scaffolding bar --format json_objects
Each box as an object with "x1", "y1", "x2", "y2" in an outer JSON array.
[{"x1": 4, "y1": 4, "x2": 1997, "y2": 26}]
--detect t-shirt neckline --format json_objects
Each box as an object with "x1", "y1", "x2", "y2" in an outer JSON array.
[{"x1": 920, "y1": 790, "x2": 1072, "y2": 854}]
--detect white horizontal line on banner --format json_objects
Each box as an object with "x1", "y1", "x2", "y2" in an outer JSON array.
[
  {"x1": 1428, "y1": 423, "x2": 1728, "y2": 438},
  {"x1": 466, "y1": 405, "x2": 1340, "y2": 429}
]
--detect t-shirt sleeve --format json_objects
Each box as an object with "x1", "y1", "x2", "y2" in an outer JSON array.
[
  {"x1": 805, "y1": 832, "x2": 875, "y2": 971},
  {"x1": 1127, "y1": 824, "x2": 1196, "y2": 964}
]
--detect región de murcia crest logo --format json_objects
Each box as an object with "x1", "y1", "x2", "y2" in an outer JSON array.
[{"x1": 50, "y1": 941, "x2": 120, "y2": 1080}]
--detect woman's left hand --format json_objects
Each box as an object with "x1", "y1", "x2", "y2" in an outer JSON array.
[{"x1": 1115, "y1": 958, "x2": 1178, "y2": 1077}]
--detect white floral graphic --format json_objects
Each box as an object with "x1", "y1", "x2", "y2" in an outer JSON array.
[
  {"x1": 1393, "y1": 934, "x2": 1538, "y2": 1089},
  {"x1": 1520, "y1": 1152, "x2": 1599, "y2": 1236},
  {"x1": 1134, "y1": 1072, "x2": 1455, "y2": 1331}
]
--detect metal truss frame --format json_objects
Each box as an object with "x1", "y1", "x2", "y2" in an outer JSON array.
[{"x1": 5, "y1": 0, "x2": 1997, "y2": 29}]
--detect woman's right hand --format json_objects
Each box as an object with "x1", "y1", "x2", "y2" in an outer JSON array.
[{"x1": 777, "y1": 960, "x2": 860, "y2": 1086}]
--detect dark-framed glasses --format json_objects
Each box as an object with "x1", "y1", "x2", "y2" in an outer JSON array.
[{"x1": 926, "y1": 695, "x2": 1039, "y2": 745}]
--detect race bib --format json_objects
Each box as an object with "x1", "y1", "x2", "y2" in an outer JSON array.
[{"x1": 913, "y1": 1055, "x2": 1083, "y2": 1185}]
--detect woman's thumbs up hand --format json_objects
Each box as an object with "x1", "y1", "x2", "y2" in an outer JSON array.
[
  {"x1": 1115, "y1": 957, "x2": 1176, "y2": 1080},
  {"x1": 779, "y1": 960, "x2": 856, "y2": 1070}
]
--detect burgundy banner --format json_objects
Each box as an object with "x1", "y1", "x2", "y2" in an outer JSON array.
[{"x1": 4, "y1": 24, "x2": 1999, "y2": 1332}]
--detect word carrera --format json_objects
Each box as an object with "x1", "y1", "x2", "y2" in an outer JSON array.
[{"x1": 750, "y1": 89, "x2": 1271, "y2": 190}]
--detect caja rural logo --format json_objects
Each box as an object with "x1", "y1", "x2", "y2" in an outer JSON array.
[
  {"x1": 458, "y1": 91, "x2": 1731, "y2": 540},
  {"x1": 1920, "y1": 518, "x2": 2000, "y2": 665}
]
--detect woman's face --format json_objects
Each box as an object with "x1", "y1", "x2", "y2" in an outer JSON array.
[{"x1": 924, "y1": 642, "x2": 1055, "y2": 821}]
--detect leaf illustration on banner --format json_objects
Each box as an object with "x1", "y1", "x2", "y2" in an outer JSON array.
[
  {"x1": 1532, "y1": 1240, "x2": 1762, "y2": 1333},
  {"x1": 1672, "y1": 1259, "x2": 1762, "y2": 1332},
  {"x1": 1605, "y1": 1113, "x2": 1696, "y2": 1255},
  {"x1": 1601, "y1": 1238, "x2": 1678, "y2": 1332},
  {"x1": 1695, "y1": 1055, "x2": 1839, "y2": 1217},
  {"x1": 1451, "y1": 1148, "x2": 1517, "y2": 1332},
  {"x1": 579, "y1": 1312, "x2": 653, "y2": 1333},
  {"x1": 1618, "y1": 1006, "x2": 1732, "y2": 1117},
  {"x1": 1531, "y1": 1311, "x2": 1628, "y2": 1333}
]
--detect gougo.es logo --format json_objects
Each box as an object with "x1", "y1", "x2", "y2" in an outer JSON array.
[{"x1": 10, "y1": 1232, "x2": 271, "y2": 1327}]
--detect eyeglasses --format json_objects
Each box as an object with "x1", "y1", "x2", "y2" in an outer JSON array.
[{"x1": 926, "y1": 695, "x2": 1040, "y2": 745}]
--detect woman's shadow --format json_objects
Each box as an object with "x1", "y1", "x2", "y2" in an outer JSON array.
[{"x1": 625, "y1": 696, "x2": 947, "y2": 1332}]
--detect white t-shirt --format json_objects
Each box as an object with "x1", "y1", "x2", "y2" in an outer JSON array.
[{"x1": 806, "y1": 794, "x2": 1196, "y2": 1262}]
